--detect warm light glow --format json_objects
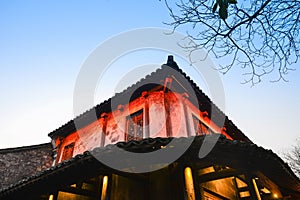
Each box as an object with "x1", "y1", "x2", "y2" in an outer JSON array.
[
  {"x1": 101, "y1": 176, "x2": 108, "y2": 200},
  {"x1": 48, "y1": 194, "x2": 54, "y2": 200},
  {"x1": 103, "y1": 175, "x2": 108, "y2": 185},
  {"x1": 239, "y1": 191, "x2": 250, "y2": 198},
  {"x1": 198, "y1": 166, "x2": 215, "y2": 176},
  {"x1": 273, "y1": 193, "x2": 278, "y2": 198},
  {"x1": 184, "y1": 167, "x2": 196, "y2": 200},
  {"x1": 235, "y1": 177, "x2": 247, "y2": 188},
  {"x1": 252, "y1": 178, "x2": 262, "y2": 200},
  {"x1": 260, "y1": 187, "x2": 271, "y2": 194}
]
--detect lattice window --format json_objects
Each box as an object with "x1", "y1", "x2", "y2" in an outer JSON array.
[{"x1": 126, "y1": 109, "x2": 143, "y2": 141}]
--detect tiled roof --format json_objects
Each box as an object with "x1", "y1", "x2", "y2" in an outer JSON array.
[
  {"x1": 48, "y1": 56, "x2": 251, "y2": 142},
  {"x1": 0, "y1": 135, "x2": 299, "y2": 199},
  {"x1": 0, "y1": 143, "x2": 53, "y2": 190}
]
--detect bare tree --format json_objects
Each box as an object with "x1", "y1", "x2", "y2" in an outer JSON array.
[
  {"x1": 283, "y1": 139, "x2": 300, "y2": 178},
  {"x1": 164, "y1": 0, "x2": 300, "y2": 85}
]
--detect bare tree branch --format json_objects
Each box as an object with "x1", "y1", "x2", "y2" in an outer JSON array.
[
  {"x1": 283, "y1": 138, "x2": 300, "y2": 178},
  {"x1": 164, "y1": 0, "x2": 300, "y2": 85}
]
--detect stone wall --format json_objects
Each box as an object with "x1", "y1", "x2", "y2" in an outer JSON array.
[{"x1": 0, "y1": 143, "x2": 53, "y2": 189}]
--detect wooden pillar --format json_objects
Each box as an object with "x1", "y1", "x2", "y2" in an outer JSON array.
[
  {"x1": 163, "y1": 77, "x2": 173, "y2": 137},
  {"x1": 55, "y1": 138, "x2": 63, "y2": 164},
  {"x1": 251, "y1": 178, "x2": 262, "y2": 200},
  {"x1": 142, "y1": 91, "x2": 150, "y2": 138},
  {"x1": 182, "y1": 92, "x2": 192, "y2": 137},
  {"x1": 184, "y1": 167, "x2": 196, "y2": 200},
  {"x1": 100, "y1": 176, "x2": 109, "y2": 200},
  {"x1": 245, "y1": 174, "x2": 262, "y2": 200},
  {"x1": 49, "y1": 191, "x2": 58, "y2": 200},
  {"x1": 100, "y1": 113, "x2": 108, "y2": 147}
]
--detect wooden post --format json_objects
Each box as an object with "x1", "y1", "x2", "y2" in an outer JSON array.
[
  {"x1": 184, "y1": 167, "x2": 196, "y2": 200},
  {"x1": 182, "y1": 92, "x2": 192, "y2": 137},
  {"x1": 100, "y1": 113, "x2": 108, "y2": 147},
  {"x1": 245, "y1": 174, "x2": 261, "y2": 200},
  {"x1": 142, "y1": 91, "x2": 150, "y2": 138},
  {"x1": 163, "y1": 77, "x2": 173, "y2": 137}
]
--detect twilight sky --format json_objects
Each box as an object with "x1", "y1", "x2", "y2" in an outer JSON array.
[{"x1": 0, "y1": 1, "x2": 299, "y2": 155}]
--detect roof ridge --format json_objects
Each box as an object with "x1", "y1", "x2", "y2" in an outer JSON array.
[{"x1": 0, "y1": 143, "x2": 51, "y2": 154}]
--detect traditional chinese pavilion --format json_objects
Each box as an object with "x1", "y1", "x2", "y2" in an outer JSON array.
[{"x1": 0, "y1": 56, "x2": 299, "y2": 200}]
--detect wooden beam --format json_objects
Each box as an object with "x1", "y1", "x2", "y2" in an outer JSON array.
[
  {"x1": 197, "y1": 168, "x2": 242, "y2": 183},
  {"x1": 59, "y1": 186, "x2": 98, "y2": 198},
  {"x1": 203, "y1": 187, "x2": 230, "y2": 200}
]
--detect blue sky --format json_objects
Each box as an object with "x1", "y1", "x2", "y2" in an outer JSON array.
[{"x1": 0, "y1": 1, "x2": 299, "y2": 155}]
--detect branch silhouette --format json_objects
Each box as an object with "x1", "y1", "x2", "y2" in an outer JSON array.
[{"x1": 164, "y1": 0, "x2": 300, "y2": 85}]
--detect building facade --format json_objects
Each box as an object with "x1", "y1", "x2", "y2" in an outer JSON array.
[
  {"x1": 0, "y1": 56, "x2": 299, "y2": 200},
  {"x1": 49, "y1": 56, "x2": 250, "y2": 165}
]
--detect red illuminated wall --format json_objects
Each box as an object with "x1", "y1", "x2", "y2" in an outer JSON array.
[{"x1": 54, "y1": 84, "x2": 233, "y2": 163}]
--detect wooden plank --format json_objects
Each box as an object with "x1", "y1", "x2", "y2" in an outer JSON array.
[
  {"x1": 203, "y1": 187, "x2": 231, "y2": 200},
  {"x1": 197, "y1": 168, "x2": 241, "y2": 183},
  {"x1": 60, "y1": 186, "x2": 98, "y2": 198}
]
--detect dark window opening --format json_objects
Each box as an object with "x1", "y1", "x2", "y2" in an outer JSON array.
[
  {"x1": 126, "y1": 109, "x2": 143, "y2": 141},
  {"x1": 62, "y1": 143, "x2": 75, "y2": 161}
]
